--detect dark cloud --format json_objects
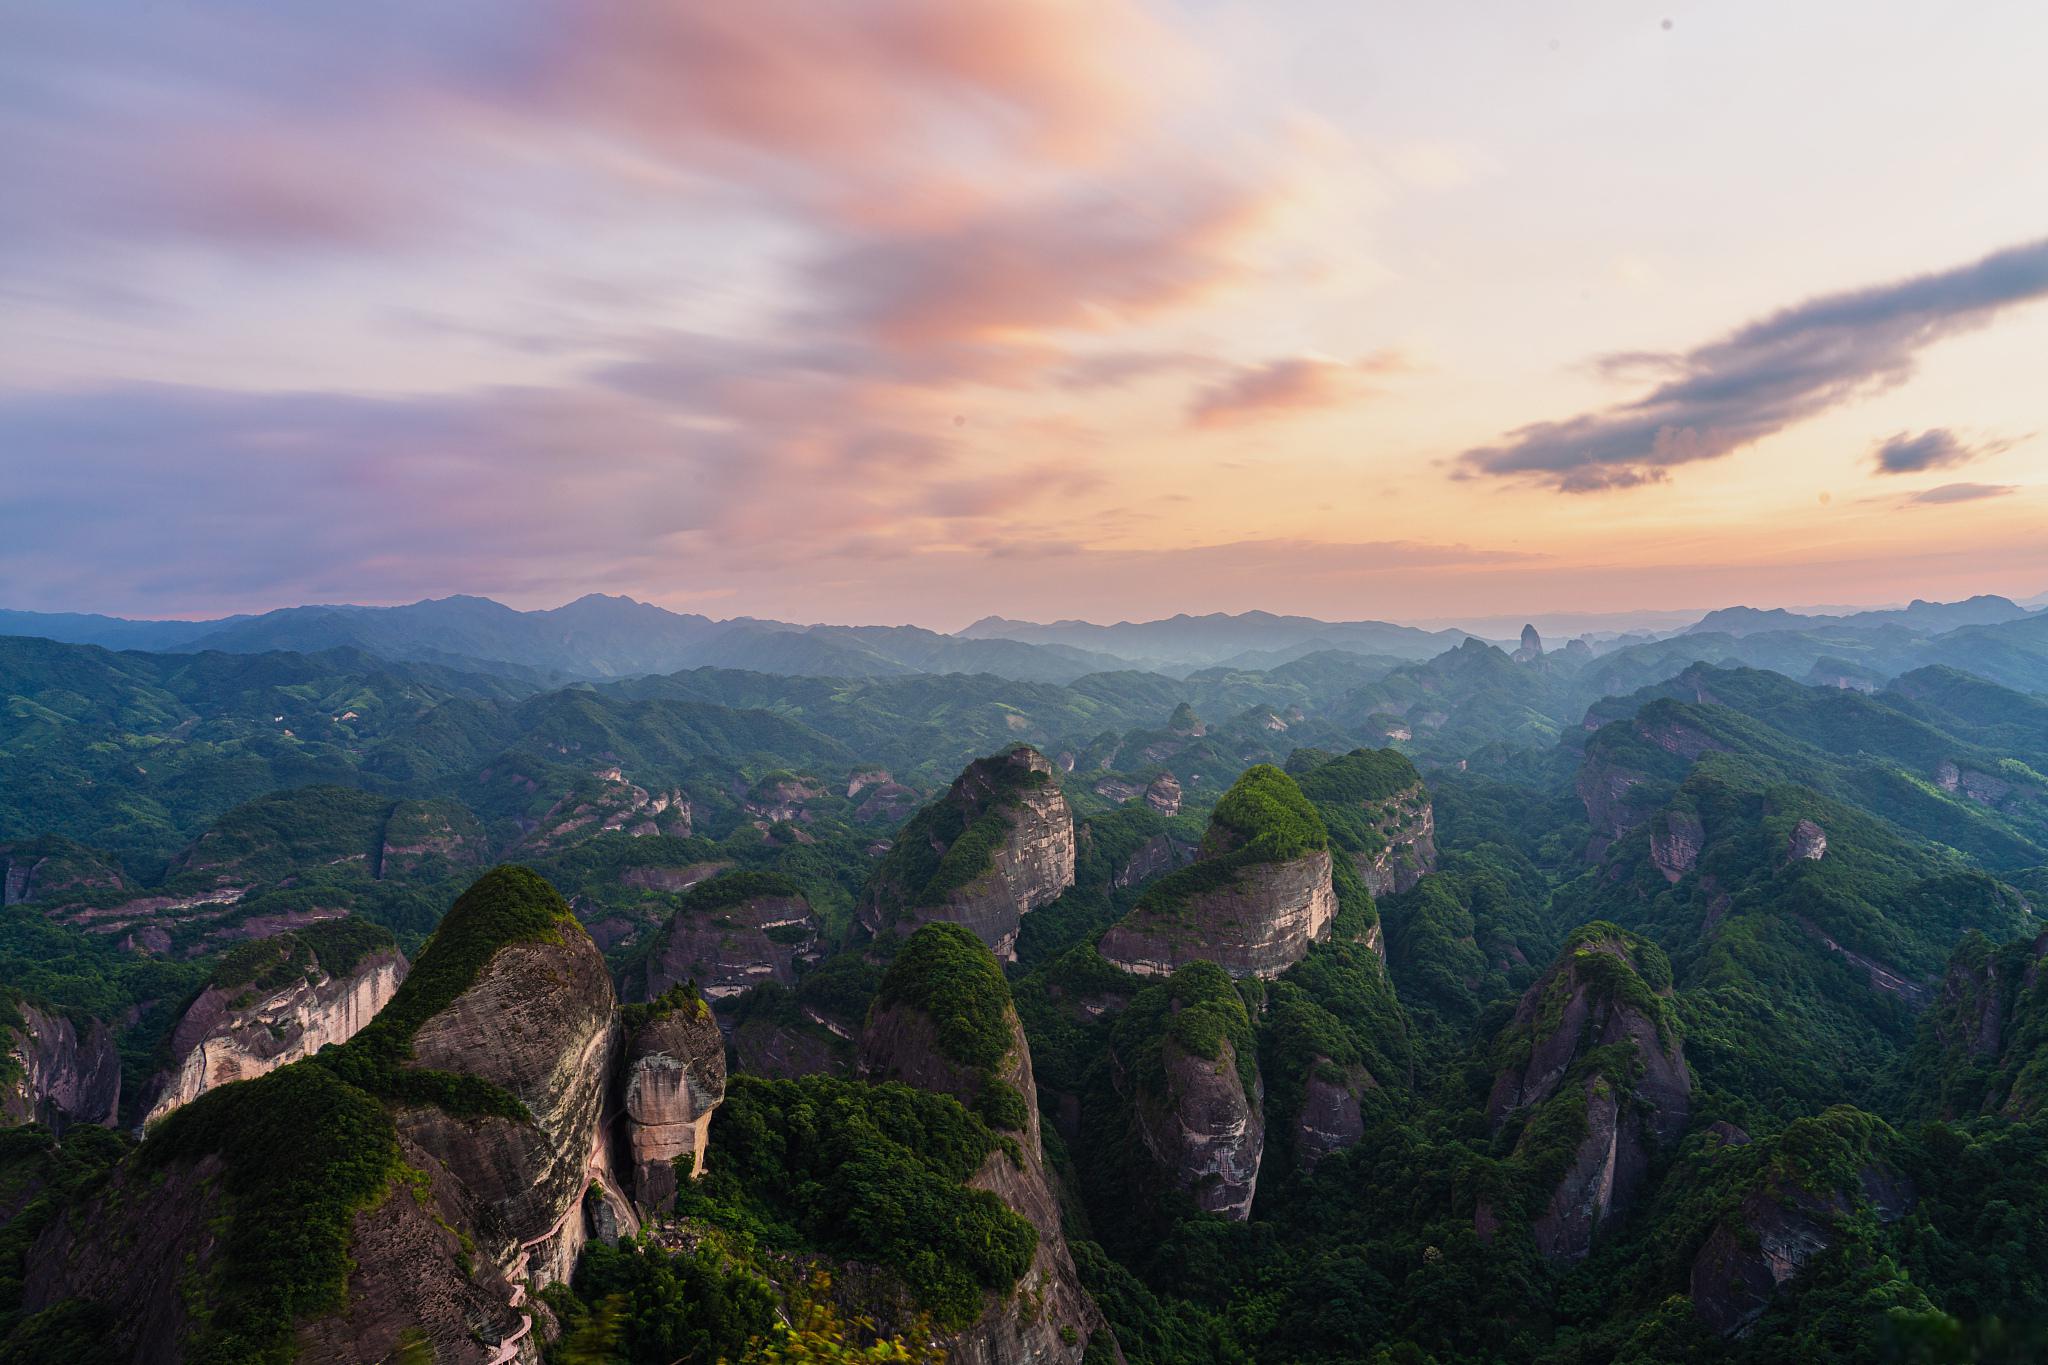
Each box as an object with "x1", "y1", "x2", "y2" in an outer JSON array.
[
  {"x1": 1871, "y1": 427, "x2": 2024, "y2": 474},
  {"x1": 1907, "y1": 483, "x2": 2016, "y2": 505},
  {"x1": 1461, "y1": 236, "x2": 2048, "y2": 492}
]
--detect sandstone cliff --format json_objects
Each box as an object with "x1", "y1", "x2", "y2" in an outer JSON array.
[
  {"x1": 619, "y1": 988, "x2": 726, "y2": 1215},
  {"x1": 1110, "y1": 961, "x2": 1265, "y2": 1220},
  {"x1": 1686, "y1": 1108, "x2": 1914, "y2": 1336},
  {"x1": 1294, "y1": 748, "x2": 1436, "y2": 898},
  {"x1": 858, "y1": 746, "x2": 1075, "y2": 960},
  {"x1": 636, "y1": 870, "x2": 820, "y2": 1003},
  {"x1": 141, "y1": 921, "x2": 407, "y2": 1127},
  {"x1": 858, "y1": 923, "x2": 1117, "y2": 1362},
  {"x1": 1098, "y1": 765, "x2": 1335, "y2": 979},
  {"x1": 1, "y1": 998, "x2": 120, "y2": 1131},
  {"x1": 1483, "y1": 924, "x2": 1692, "y2": 1262}
]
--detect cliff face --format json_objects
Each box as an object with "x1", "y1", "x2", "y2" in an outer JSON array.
[
  {"x1": 1111, "y1": 962, "x2": 1265, "y2": 1221},
  {"x1": 620, "y1": 996, "x2": 726, "y2": 1216},
  {"x1": 639, "y1": 874, "x2": 820, "y2": 1003},
  {"x1": 1687, "y1": 1110, "x2": 1914, "y2": 1337},
  {"x1": 1099, "y1": 851, "x2": 1336, "y2": 980},
  {"x1": 858, "y1": 924, "x2": 1116, "y2": 1363},
  {"x1": 1353, "y1": 789, "x2": 1436, "y2": 897},
  {"x1": 1485, "y1": 926, "x2": 1692, "y2": 1262},
  {"x1": 1, "y1": 1002, "x2": 120, "y2": 1131},
  {"x1": 398, "y1": 925, "x2": 617, "y2": 1285},
  {"x1": 1098, "y1": 766, "x2": 1336, "y2": 980},
  {"x1": 143, "y1": 945, "x2": 407, "y2": 1127},
  {"x1": 0, "y1": 837, "x2": 126, "y2": 906},
  {"x1": 858, "y1": 746, "x2": 1076, "y2": 960}
]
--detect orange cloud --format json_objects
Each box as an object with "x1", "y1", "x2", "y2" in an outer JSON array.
[{"x1": 1188, "y1": 351, "x2": 1407, "y2": 428}]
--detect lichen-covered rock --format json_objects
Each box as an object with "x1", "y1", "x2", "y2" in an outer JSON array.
[
  {"x1": 142, "y1": 924, "x2": 407, "y2": 1126},
  {"x1": 858, "y1": 746, "x2": 1075, "y2": 960},
  {"x1": 1486, "y1": 924, "x2": 1691, "y2": 1261},
  {"x1": 620, "y1": 991, "x2": 726, "y2": 1215},
  {"x1": 1099, "y1": 766, "x2": 1335, "y2": 980},
  {"x1": 859, "y1": 924, "x2": 1116, "y2": 1362},
  {"x1": 1, "y1": 1000, "x2": 121, "y2": 1131}
]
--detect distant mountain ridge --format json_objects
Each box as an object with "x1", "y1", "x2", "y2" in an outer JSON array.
[
  {"x1": 958, "y1": 608, "x2": 1470, "y2": 667},
  {"x1": 1684, "y1": 595, "x2": 2032, "y2": 637}
]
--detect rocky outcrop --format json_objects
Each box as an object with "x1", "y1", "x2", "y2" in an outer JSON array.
[
  {"x1": 1145, "y1": 772, "x2": 1184, "y2": 816},
  {"x1": 1, "y1": 1001, "x2": 121, "y2": 1131},
  {"x1": 858, "y1": 746, "x2": 1075, "y2": 960},
  {"x1": 1687, "y1": 1109, "x2": 1913, "y2": 1337},
  {"x1": 620, "y1": 994, "x2": 726, "y2": 1215},
  {"x1": 0, "y1": 837, "x2": 126, "y2": 906},
  {"x1": 514, "y1": 770, "x2": 689, "y2": 853},
  {"x1": 1513, "y1": 623, "x2": 1544, "y2": 662},
  {"x1": 1099, "y1": 766, "x2": 1336, "y2": 980},
  {"x1": 1294, "y1": 749, "x2": 1435, "y2": 898},
  {"x1": 1786, "y1": 818, "x2": 1827, "y2": 862},
  {"x1": 1355, "y1": 791, "x2": 1435, "y2": 898},
  {"x1": 859, "y1": 924, "x2": 1115, "y2": 1362},
  {"x1": 1111, "y1": 962, "x2": 1264, "y2": 1220},
  {"x1": 143, "y1": 934, "x2": 407, "y2": 1127},
  {"x1": 1486, "y1": 925, "x2": 1691, "y2": 1262},
  {"x1": 1295, "y1": 1062, "x2": 1373, "y2": 1172},
  {"x1": 1650, "y1": 808, "x2": 1705, "y2": 883},
  {"x1": 638, "y1": 873, "x2": 820, "y2": 1002},
  {"x1": 1112, "y1": 832, "x2": 1198, "y2": 890},
  {"x1": 394, "y1": 871, "x2": 618, "y2": 1287}
]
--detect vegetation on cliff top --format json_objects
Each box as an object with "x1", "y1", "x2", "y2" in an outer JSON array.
[
  {"x1": 208, "y1": 917, "x2": 397, "y2": 995},
  {"x1": 313, "y1": 864, "x2": 578, "y2": 1119},
  {"x1": 872, "y1": 922, "x2": 1028, "y2": 1131},
  {"x1": 1129, "y1": 766, "x2": 1327, "y2": 918},
  {"x1": 678, "y1": 1074, "x2": 1037, "y2": 1329},
  {"x1": 140, "y1": 1062, "x2": 403, "y2": 1365},
  {"x1": 1113, "y1": 961, "x2": 1259, "y2": 1104},
  {"x1": 866, "y1": 747, "x2": 1052, "y2": 915}
]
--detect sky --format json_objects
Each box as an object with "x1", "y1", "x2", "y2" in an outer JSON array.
[{"x1": 2, "y1": 1, "x2": 2045, "y2": 629}]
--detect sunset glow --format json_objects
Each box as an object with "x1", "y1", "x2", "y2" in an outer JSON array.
[{"x1": 3, "y1": 2, "x2": 2045, "y2": 624}]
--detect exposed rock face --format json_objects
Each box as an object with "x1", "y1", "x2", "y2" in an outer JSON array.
[
  {"x1": 1513, "y1": 623, "x2": 1544, "y2": 662},
  {"x1": 1576, "y1": 760, "x2": 1650, "y2": 842},
  {"x1": 1786, "y1": 818, "x2": 1828, "y2": 862},
  {"x1": 1, "y1": 1002, "x2": 121, "y2": 1130},
  {"x1": 1136, "y1": 1036, "x2": 1263, "y2": 1219},
  {"x1": 639, "y1": 877, "x2": 820, "y2": 1002},
  {"x1": 0, "y1": 838, "x2": 126, "y2": 906},
  {"x1": 1100, "y1": 850, "x2": 1335, "y2": 980},
  {"x1": 1295, "y1": 1062, "x2": 1373, "y2": 1172},
  {"x1": 143, "y1": 945, "x2": 408, "y2": 1127},
  {"x1": 1355, "y1": 790, "x2": 1436, "y2": 898},
  {"x1": 1650, "y1": 809, "x2": 1705, "y2": 883},
  {"x1": 858, "y1": 925, "x2": 1115, "y2": 1363},
  {"x1": 618, "y1": 860, "x2": 729, "y2": 893},
  {"x1": 1486, "y1": 927, "x2": 1691, "y2": 1261},
  {"x1": 1688, "y1": 1116, "x2": 1914, "y2": 1337},
  {"x1": 376, "y1": 799, "x2": 489, "y2": 880},
  {"x1": 515, "y1": 770, "x2": 689, "y2": 853},
  {"x1": 1167, "y1": 702, "x2": 1205, "y2": 737},
  {"x1": 1145, "y1": 772, "x2": 1184, "y2": 816},
  {"x1": 620, "y1": 998, "x2": 726, "y2": 1215},
  {"x1": 397, "y1": 915, "x2": 617, "y2": 1284},
  {"x1": 858, "y1": 746, "x2": 1076, "y2": 960},
  {"x1": 1112, "y1": 832, "x2": 1198, "y2": 890},
  {"x1": 1100, "y1": 766, "x2": 1336, "y2": 980}
]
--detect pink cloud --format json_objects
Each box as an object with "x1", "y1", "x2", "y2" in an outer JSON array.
[{"x1": 1188, "y1": 351, "x2": 1407, "y2": 428}]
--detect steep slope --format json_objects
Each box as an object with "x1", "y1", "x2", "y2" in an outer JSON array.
[
  {"x1": 858, "y1": 745, "x2": 1075, "y2": 958},
  {"x1": 632, "y1": 870, "x2": 820, "y2": 1004},
  {"x1": 1109, "y1": 961, "x2": 1265, "y2": 1220},
  {"x1": 617, "y1": 987, "x2": 726, "y2": 1216},
  {"x1": 139, "y1": 919, "x2": 407, "y2": 1126},
  {"x1": 1293, "y1": 747, "x2": 1436, "y2": 908},
  {"x1": 1097, "y1": 765, "x2": 1335, "y2": 978},
  {"x1": 0, "y1": 995, "x2": 120, "y2": 1132},
  {"x1": 1480, "y1": 924, "x2": 1692, "y2": 1262},
  {"x1": 860, "y1": 923, "x2": 1116, "y2": 1363}
]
